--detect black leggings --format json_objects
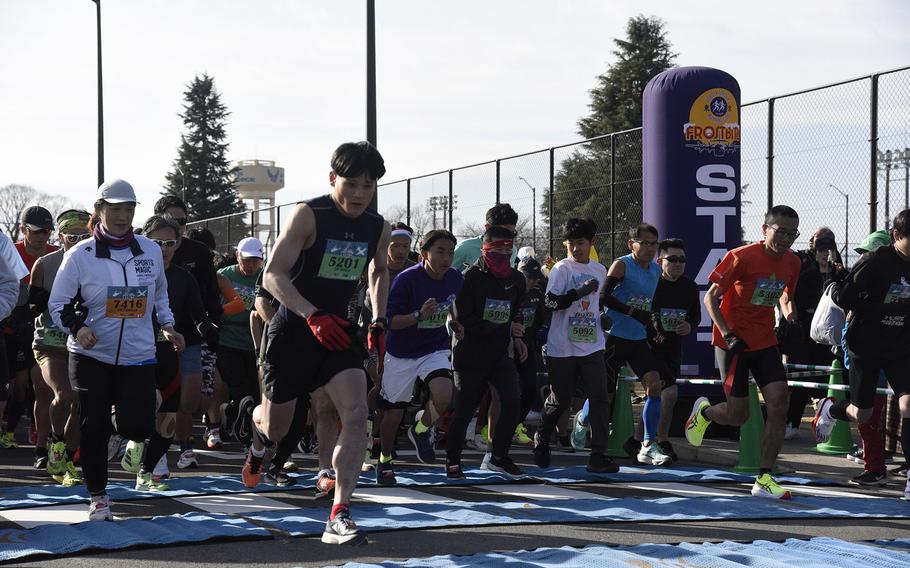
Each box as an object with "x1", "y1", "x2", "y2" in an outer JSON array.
[
  {"x1": 541, "y1": 351, "x2": 611, "y2": 453},
  {"x1": 447, "y1": 357, "x2": 520, "y2": 462},
  {"x1": 70, "y1": 353, "x2": 156, "y2": 494}
]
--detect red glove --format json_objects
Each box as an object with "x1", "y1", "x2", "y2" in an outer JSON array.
[
  {"x1": 368, "y1": 321, "x2": 387, "y2": 374},
  {"x1": 306, "y1": 310, "x2": 351, "y2": 351}
]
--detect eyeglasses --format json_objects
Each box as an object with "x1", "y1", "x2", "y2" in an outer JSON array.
[
  {"x1": 152, "y1": 239, "x2": 178, "y2": 248},
  {"x1": 660, "y1": 255, "x2": 686, "y2": 263},
  {"x1": 768, "y1": 225, "x2": 800, "y2": 239},
  {"x1": 61, "y1": 233, "x2": 91, "y2": 244},
  {"x1": 632, "y1": 239, "x2": 658, "y2": 246},
  {"x1": 173, "y1": 218, "x2": 188, "y2": 226}
]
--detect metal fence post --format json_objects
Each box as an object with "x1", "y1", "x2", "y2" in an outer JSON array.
[
  {"x1": 448, "y1": 169, "x2": 454, "y2": 231},
  {"x1": 610, "y1": 134, "x2": 616, "y2": 261},
  {"x1": 870, "y1": 74, "x2": 879, "y2": 232},
  {"x1": 548, "y1": 147, "x2": 555, "y2": 257},
  {"x1": 276, "y1": 205, "x2": 281, "y2": 239},
  {"x1": 495, "y1": 160, "x2": 501, "y2": 204},
  {"x1": 767, "y1": 97, "x2": 775, "y2": 211},
  {"x1": 406, "y1": 179, "x2": 411, "y2": 227}
]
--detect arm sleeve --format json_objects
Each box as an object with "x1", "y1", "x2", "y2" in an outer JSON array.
[
  {"x1": 543, "y1": 264, "x2": 578, "y2": 311},
  {"x1": 28, "y1": 285, "x2": 50, "y2": 315},
  {"x1": 600, "y1": 275, "x2": 632, "y2": 313},
  {"x1": 49, "y1": 250, "x2": 85, "y2": 334}
]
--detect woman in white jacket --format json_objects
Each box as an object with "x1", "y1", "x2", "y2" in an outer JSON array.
[{"x1": 49, "y1": 179, "x2": 184, "y2": 521}]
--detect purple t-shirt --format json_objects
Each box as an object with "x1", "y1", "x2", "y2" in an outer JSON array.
[{"x1": 386, "y1": 263, "x2": 464, "y2": 359}]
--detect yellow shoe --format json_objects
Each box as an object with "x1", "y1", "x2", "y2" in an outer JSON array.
[
  {"x1": 60, "y1": 462, "x2": 83, "y2": 487},
  {"x1": 684, "y1": 397, "x2": 712, "y2": 447},
  {"x1": 751, "y1": 473, "x2": 791, "y2": 500},
  {"x1": 480, "y1": 425, "x2": 491, "y2": 445},
  {"x1": 0, "y1": 431, "x2": 18, "y2": 449},
  {"x1": 513, "y1": 424, "x2": 533, "y2": 445},
  {"x1": 47, "y1": 441, "x2": 67, "y2": 476}
]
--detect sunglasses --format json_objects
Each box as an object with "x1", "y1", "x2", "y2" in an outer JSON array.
[
  {"x1": 660, "y1": 255, "x2": 686, "y2": 263},
  {"x1": 152, "y1": 239, "x2": 178, "y2": 248},
  {"x1": 62, "y1": 233, "x2": 91, "y2": 244},
  {"x1": 632, "y1": 239, "x2": 658, "y2": 246}
]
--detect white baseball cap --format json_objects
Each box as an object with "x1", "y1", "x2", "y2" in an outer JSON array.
[
  {"x1": 237, "y1": 237, "x2": 264, "y2": 259},
  {"x1": 97, "y1": 179, "x2": 139, "y2": 204}
]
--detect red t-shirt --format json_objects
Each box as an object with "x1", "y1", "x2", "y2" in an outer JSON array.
[
  {"x1": 709, "y1": 243, "x2": 800, "y2": 351},
  {"x1": 14, "y1": 241, "x2": 58, "y2": 285}
]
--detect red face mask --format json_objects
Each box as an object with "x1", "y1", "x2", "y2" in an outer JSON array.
[{"x1": 482, "y1": 240, "x2": 513, "y2": 279}]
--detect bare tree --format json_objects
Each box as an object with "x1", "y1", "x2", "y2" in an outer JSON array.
[
  {"x1": 0, "y1": 184, "x2": 37, "y2": 240},
  {"x1": 41, "y1": 194, "x2": 87, "y2": 222},
  {"x1": 381, "y1": 203, "x2": 434, "y2": 250}
]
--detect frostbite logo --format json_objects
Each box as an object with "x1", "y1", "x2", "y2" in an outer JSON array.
[{"x1": 684, "y1": 88, "x2": 741, "y2": 156}]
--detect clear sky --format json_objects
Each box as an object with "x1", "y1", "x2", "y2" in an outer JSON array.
[{"x1": 1, "y1": 0, "x2": 907, "y2": 223}]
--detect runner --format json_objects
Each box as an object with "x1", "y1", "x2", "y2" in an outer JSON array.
[
  {"x1": 686, "y1": 205, "x2": 801, "y2": 499},
  {"x1": 813, "y1": 209, "x2": 910, "y2": 499},
  {"x1": 252, "y1": 141, "x2": 390, "y2": 545},
  {"x1": 601, "y1": 223, "x2": 672, "y2": 466},
  {"x1": 377, "y1": 229, "x2": 463, "y2": 485},
  {"x1": 446, "y1": 226, "x2": 526, "y2": 479},
  {"x1": 33, "y1": 210, "x2": 92, "y2": 486},
  {"x1": 49, "y1": 180, "x2": 185, "y2": 520},
  {"x1": 624, "y1": 238, "x2": 700, "y2": 463},
  {"x1": 0, "y1": 231, "x2": 29, "y2": 451},
  {"x1": 534, "y1": 218, "x2": 616, "y2": 473}
]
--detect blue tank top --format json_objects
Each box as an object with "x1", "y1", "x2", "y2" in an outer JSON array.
[
  {"x1": 282, "y1": 195, "x2": 385, "y2": 321},
  {"x1": 607, "y1": 254, "x2": 660, "y2": 340}
]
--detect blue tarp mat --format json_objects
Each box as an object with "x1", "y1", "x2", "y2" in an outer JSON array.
[
  {"x1": 332, "y1": 537, "x2": 910, "y2": 568},
  {"x1": 0, "y1": 512, "x2": 270, "y2": 563},
  {"x1": 0, "y1": 465, "x2": 841, "y2": 510},
  {"x1": 249, "y1": 494, "x2": 910, "y2": 537},
  {"x1": 876, "y1": 538, "x2": 910, "y2": 551}
]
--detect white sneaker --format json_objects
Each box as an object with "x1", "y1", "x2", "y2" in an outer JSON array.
[
  {"x1": 479, "y1": 451, "x2": 492, "y2": 470},
  {"x1": 812, "y1": 397, "x2": 836, "y2": 443},
  {"x1": 153, "y1": 454, "x2": 170, "y2": 480},
  {"x1": 784, "y1": 424, "x2": 799, "y2": 440},
  {"x1": 177, "y1": 449, "x2": 198, "y2": 469},
  {"x1": 88, "y1": 494, "x2": 113, "y2": 521},
  {"x1": 637, "y1": 442, "x2": 671, "y2": 466},
  {"x1": 466, "y1": 433, "x2": 489, "y2": 452},
  {"x1": 904, "y1": 478, "x2": 910, "y2": 501}
]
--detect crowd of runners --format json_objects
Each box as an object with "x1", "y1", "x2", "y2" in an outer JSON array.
[{"x1": 0, "y1": 141, "x2": 908, "y2": 545}]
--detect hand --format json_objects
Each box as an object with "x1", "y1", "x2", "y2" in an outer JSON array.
[
  {"x1": 449, "y1": 320, "x2": 465, "y2": 341},
  {"x1": 513, "y1": 337, "x2": 528, "y2": 363},
  {"x1": 197, "y1": 320, "x2": 220, "y2": 348},
  {"x1": 306, "y1": 310, "x2": 352, "y2": 351},
  {"x1": 628, "y1": 307, "x2": 653, "y2": 326},
  {"x1": 162, "y1": 327, "x2": 185, "y2": 353},
  {"x1": 368, "y1": 322, "x2": 386, "y2": 374},
  {"x1": 511, "y1": 321, "x2": 525, "y2": 338},
  {"x1": 76, "y1": 326, "x2": 97, "y2": 349},
  {"x1": 676, "y1": 321, "x2": 692, "y2": 336},
  {"x1": 723, "y1": 332, "x2": 748, "y2": 353},
  {"x1": 419, "y1": 298, "x2": 438, "y2": 320},
  {"x1": 575, "y1": 278, "x2": 599, "y2": 298}
]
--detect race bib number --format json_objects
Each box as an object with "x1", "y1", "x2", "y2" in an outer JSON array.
[
  {"x1": 520, "y1": 307, "x2": 536, "y2": 330},
  {"x1": 317, "y1": 239, "x2": 368, "y2": 281},
  {"x1": 884, "y1": 282, "x2": 910, "y2": 304},
  {"x1": 627, "y1": 294, "x2": 651, "y2": 312},
  {"x1": 659, "y1": 308, "x2": 688, "y2": 331},
  {"x1": 419, "y1": 300, "x2": 452, "y2": 329},
  {"x1": 568, "y1": 312, "x2": 597, "y2": 343},
  {"x1": 483, "y1": 298, "x2": 511, "y2": 324},
  {"x1": 750, "y1": 278, "x2": 786, "y2": 307},
  {"x1": 106, "y1": 286, "x2": 148, "y2": 319},
  {"x1": 43, "y1": 328, "x2": 68, "y2": 349}
]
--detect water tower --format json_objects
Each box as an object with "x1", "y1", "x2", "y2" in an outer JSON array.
[{"x1": 234, "y1": 159, "x2": 284, "y2": 252}]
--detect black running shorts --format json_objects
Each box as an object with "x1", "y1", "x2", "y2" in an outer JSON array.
[
  {"x1": 604, "y1": 335, "x2": 669, "y2": 393},
  {"x1": 716, "y1": 345, "x2": 786, "y2": 398},
  {"x1": 846, "y1": 348, "x2": 910, "y2": 409}
]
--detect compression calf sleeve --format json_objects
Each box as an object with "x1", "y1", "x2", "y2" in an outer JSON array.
[{"x1": 643, "y1": 396, "x2": 661, "y2": 442}]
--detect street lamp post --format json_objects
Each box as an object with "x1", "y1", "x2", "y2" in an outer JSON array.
[
  {"x1": 827, "y1": 184, "x2": 849, "y2": 266},
  {"x1": 518, "y1": 176, "x2": 536, "y2": 251},
  {"x1": 93, "y1": 0, "x2": 104, "y2": 187}
]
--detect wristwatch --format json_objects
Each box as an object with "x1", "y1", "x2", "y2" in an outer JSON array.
[{"x1": 412, "y1": 310, "x2": 423, "y2": 322}]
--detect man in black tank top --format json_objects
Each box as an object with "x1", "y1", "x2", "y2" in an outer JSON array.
[{"x1": 244, "y1": 142, "x2": 391, "y2": 546}]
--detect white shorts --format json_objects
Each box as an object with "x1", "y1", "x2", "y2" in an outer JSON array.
[{"x1": 380, "y1": 350, "x2": 452, "y2": 405}]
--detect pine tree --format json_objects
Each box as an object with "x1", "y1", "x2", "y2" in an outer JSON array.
[
  {"x1": 163, "y1": 74, "x2": 244, "y2": 220},
  {"x1": 544, "y1": 16, "x2": 676, "y2": 258}
]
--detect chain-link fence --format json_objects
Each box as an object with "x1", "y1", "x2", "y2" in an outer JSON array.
[{"x1": 190, "y1": 65, "x2": 910, "y2": 265}]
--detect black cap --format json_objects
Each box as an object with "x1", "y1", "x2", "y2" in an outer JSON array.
[
  {"x1": 518, "y1": 258, "x2": 544, "y2": 279},
  {"x1": 21, "y1": 206, "x2": 54, "y2": 231},
  {"x1": 814, "y1": 236, "x2": 836, "y2": 250}
]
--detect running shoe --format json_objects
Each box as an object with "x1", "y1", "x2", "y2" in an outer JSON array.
[
  {"x1": 58, "y1": 461, "x2": 82, "y2": 487},
  {"x1": 465, "y1": 432, "x2": 488, "y2": 452},
  {"x1": 532, "y1": 432, "x2": 551, "y2": 468},
  {"x1": 316, "y1": 471, "x2": 336, "y2": 498},
  {"x1": 485, "y1": 455, "x2": 524, "y2": 478},
  {"x1": 849, "y1": 470, "x2": 887, "y2": 486},
  {"x1": 219, "y1": 402, "x2": 232, "y2": 441},
  {"x1": 177, "y1": 449, "x2": 198, "y2": 469},
  {"x1": 0, "y1": 431, "x2": 18, "y2": 449},
  {"x1": 407, "y1": 424, "x2": 436, "y2": 464},
  {"x1": 120, "y1": 440, "x2": 144, "y2": 474},
  {"x1": 479, "y1": 451, "x2": 492, "y2": 470},
  {"x1": 107, "y1": 434, "x2": 124, "y2": 461},
  {"x1": 153, "y1": 454, "x2": 170, "y2": 480},
  {"x1": 266, "y1": 465, "x2": 296, "y2": 487},
  {"x1": 241, "y1": 450, "x2": 264, "y2": 489},
  {"x1": 847, "y1": 448, "x2": 865, "y2": 464},
  {"x1": 812, "y1": 397, "x2": 836, "y2": 443},
  {"x1": 685, "y1": 397, "x2": 712, "y2": 447},
  {"x1": 375, "y1": 460, "x2": 396, "y2": 486},
  {"x1": 136, "y1": 471, "x2": 170, "y2": 492},
  {"x1": 33, "y1": 449, "x2": 49, "y2": 470},
  {"x1": 513, "y1": 423, "x2": 533, "y2": 446},
  {"x1": 480, "y1": 425, "x2": 491, "y2": 446},
  {"x1": 321, "y1": 509, "x2": 367, "y2": 545},
  {"x1": 361, "y1": 450, "x2": 374, "y2": 473},
  {"x1": 658, "y1": 441, "x2": 678, "y2": 463},
  {"x1": 587, "y1": 452, "x2": 620, "y2": 474},
  {"x1": 637, "y1": 442, "x2": 672, "y2": 466},
  {"x1": 88, "y1": 494, "x2": 113, "y2": 521},
  {"x1": 622, "y1": 437, "x2": 642, "y2": 459},
  {"x1": 751, "y1": 473, "x2": 792, "y2": 499},
  {"x1": 904, "y1": 478, "x2": 910, "y2": 500},
  {"x1": 282, "y1": 460, "x2": 298, "y2": 473},
  {"x1": 445, "y1": 460, "x2": 465, "y2": 480},
  {"x1": 234, "y1": 396, "x2": 256, "y2": 447},
  {"x1": 570, "y1": 412, "x2": 589, "y2": 451},
  {"x1": 47, "y1": 440, "x2": 67, "y2": 476},
  {"x1": 205, "y1": 428, "x2": 223, "y2": 450}
]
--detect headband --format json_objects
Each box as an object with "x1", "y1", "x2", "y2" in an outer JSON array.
[
  {"x1": 390, "y1": 229, "x2": 413, "y2": 240},
  {"x1": 57, "y1": 210, "x2": 91, "y2": 233}
]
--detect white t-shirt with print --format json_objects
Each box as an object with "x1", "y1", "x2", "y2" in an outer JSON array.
[{"x1": 545, "y1": 257, "x2": 607, "y2": 358}]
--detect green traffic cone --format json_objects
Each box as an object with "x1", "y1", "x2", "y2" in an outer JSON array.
[
  {"x1": 607, "y1": 377, "x2": 634, "y2": 458},
  {"x1": 733, "y1": 381, "x2": 765, "y2": 474},
  {"x1": 813, "y1": 359, "x2": 854, "y2": 454}
]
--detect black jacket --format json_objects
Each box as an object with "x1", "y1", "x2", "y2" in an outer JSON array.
[{"x1": 172, "y1": 237, "x2": 222, "y2": 322}]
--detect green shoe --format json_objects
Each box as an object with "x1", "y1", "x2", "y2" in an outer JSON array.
[
  {"x1": 0, "y1": 431, "x2": 18, "y2": 449},
  {"x1": 60, "y1": 461, "x2": 83, "y2": 487},
  {"x1": 47, "y1": 441, "x2": 67, "y2": 476},
  {"x1": 684, "y1": 397, "x2": 712, "y2": 447},
  {"x1": 135, "y1": 471, "x2": 169, "y2": 492},
  {"x1": 121, "y1": 440, "x2": 144, "y2": 474}
]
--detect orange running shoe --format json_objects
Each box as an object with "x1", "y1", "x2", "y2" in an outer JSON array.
[{"x1": 242, "y1": 450, "x2": 264, "y2": 488}]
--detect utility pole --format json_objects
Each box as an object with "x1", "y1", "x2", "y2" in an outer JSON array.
[{"x1": 518, "y1": 176, "x2": 536, "y2": 250}]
